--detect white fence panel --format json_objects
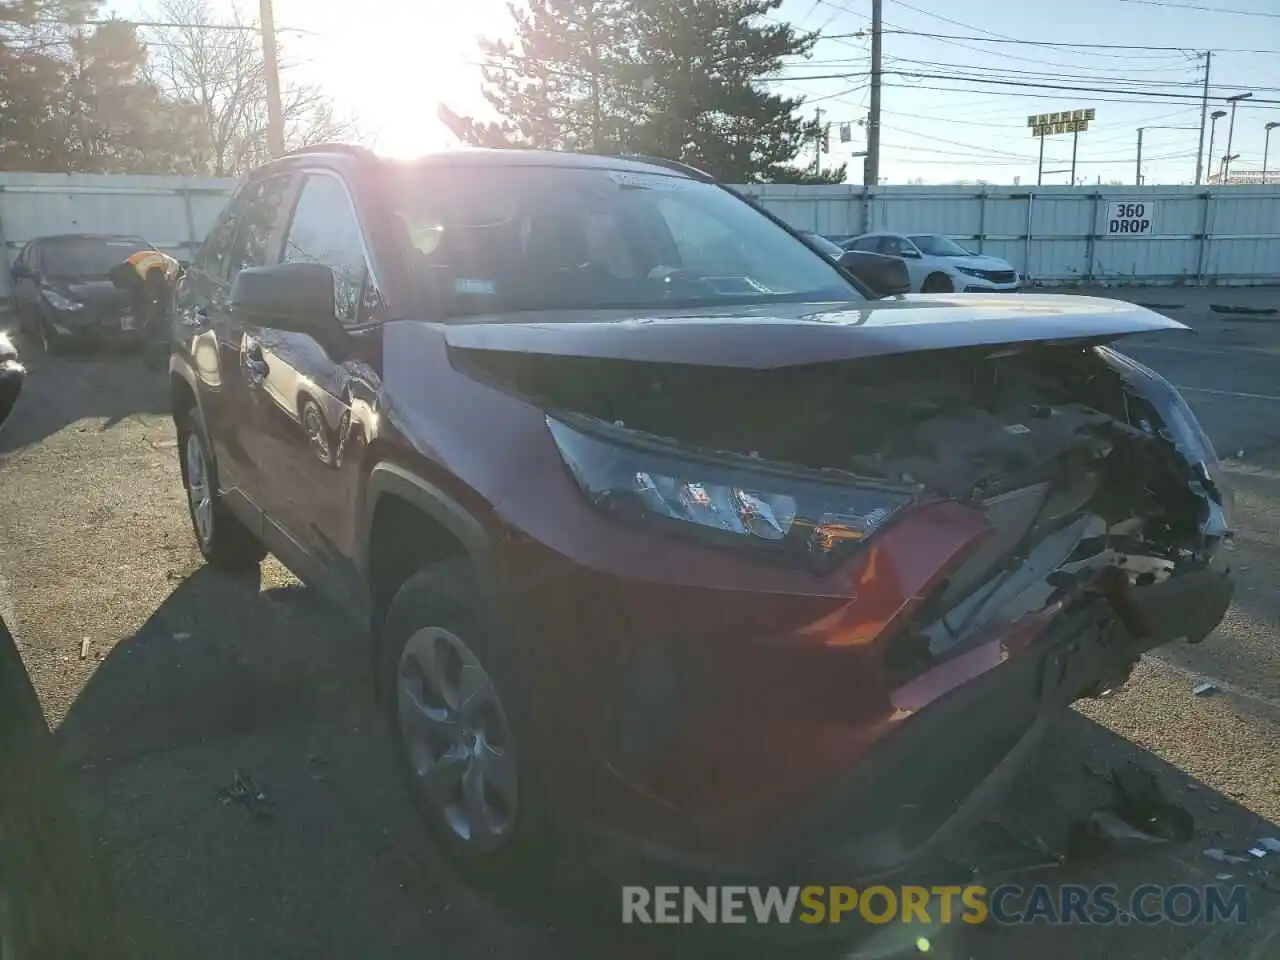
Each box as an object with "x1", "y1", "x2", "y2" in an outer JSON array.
[
  {"x1": 739, "y1": 183, "x2": 1280, "y2": 286},
  {"x1": 0, "y1": 172, "x2": 237, "y2": 296}
]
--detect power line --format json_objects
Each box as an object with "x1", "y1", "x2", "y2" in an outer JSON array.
[
  {"x1": 1116, "y1": 0, "x2": 1280, "y2": 18},
  {"x1": 885, "y1": 70, "x2": 1280, "y2": 105},
  {"x1": 881, "y1": 80, "x2": 1257, "y2": 109},
  {"x1": 863, "y1": 28, "x2": 1280, "y2": 56},
  {"x1": 25, "y1": 16, "x2": 314, "y2": 36},
  {"x1": 879, "y1": 55, "x2": 1239, "y2": 91}
]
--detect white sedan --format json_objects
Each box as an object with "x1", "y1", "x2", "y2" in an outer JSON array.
[{"x1": 843, "y1": 232, "x2": 1021, "y2": 294}]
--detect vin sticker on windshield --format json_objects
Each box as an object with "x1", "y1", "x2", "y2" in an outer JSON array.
[
  {"x1": 455, "y1": 278, "x2": 496, "y2": 295},
  {"x1": 607, "y1": 171, "x2": 691, "y2": 191}
]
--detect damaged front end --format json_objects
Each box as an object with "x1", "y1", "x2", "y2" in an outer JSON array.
[
  {"x1": 454, "y1": 333, "x2": 1234, "y2": 877},
  {"x1": 484, "y1": 338, "x2": 1234, "y2": 689}
]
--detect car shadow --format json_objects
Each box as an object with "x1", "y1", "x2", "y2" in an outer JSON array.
[
  {"x1": 0, "y1": 344, "x2": 168, "y2": 455},
  {"x1": 47, "y1": 562, "x2": 1280, "y2": 959}
]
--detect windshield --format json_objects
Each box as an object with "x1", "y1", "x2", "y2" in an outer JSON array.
[
  {"x1": 40, "y1": 237, "x2": 150, "y2": 279},
  {"x1": 388, "y1": 164, "x2": 864, "y2": 317},
  {"x1": 908, "y1": 234, "x2": 972, "y2": 258}
]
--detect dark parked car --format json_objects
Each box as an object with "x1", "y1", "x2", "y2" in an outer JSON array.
[
  {"x1": 167, "y1": 145, "x2": 1234, "y2": 895},
  {"x1": 9, "y1": 233, "x2": 161, "y2": 353}
]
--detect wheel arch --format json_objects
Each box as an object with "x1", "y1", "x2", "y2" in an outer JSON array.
[{"x1": 361, "y1": 462, "x2": 503, "y2": 698}]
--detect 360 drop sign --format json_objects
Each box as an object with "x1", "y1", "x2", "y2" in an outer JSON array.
[{"x1": 1106, "y1": 201, "x2": 1153, "y2": 236}]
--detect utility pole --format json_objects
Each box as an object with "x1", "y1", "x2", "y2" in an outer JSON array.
[
  {"x1": 1194, "y1": 51, "x2": 1211, "y2": 186},
  {"x1": 1265, "y1": 122, "x2": 1279, "y2": 181},
  {"x1": 1070, "y1": 126, "x2": 1080, "y2": 185},
  {"x1": 814, "y1": 107, "x2": 824, "y2": 176},
  {"x1": 1136, "y1": 127, "x2": 1144, "y2": 185},
  {"x1": 1036, "y1": 133, "x2": 1045, "y2": 186},
  {"x1": 864, "y1": 0, "x2": 882, "y2": 186},
  {"x1": 259, "y1": 0, "x2": 285, "y2": 158}
]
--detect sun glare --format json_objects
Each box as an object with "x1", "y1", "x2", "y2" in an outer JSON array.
[{"x1": 288, "y1": 0, "x2": 503, "y2": 157}]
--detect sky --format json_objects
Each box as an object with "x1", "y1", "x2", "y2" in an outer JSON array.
[{"x1": 104, "y1": 0, "x2": 1280, "y2": 186}]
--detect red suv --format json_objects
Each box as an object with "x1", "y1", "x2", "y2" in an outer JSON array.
[{"x1": 167, "y1": 145, "x2": 1234, "y2": 891}]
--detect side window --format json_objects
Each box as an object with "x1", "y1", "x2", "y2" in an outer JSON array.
[
  {"x1": 196, "y1": 209, "x2": 240, "y2": 281},
  {"x1": 878, "y1": 236, "x2": 905, "y2": 257},
  {"x1": 225, "y1": 175, "x2": 292, "y2": 282},
  {"x1": 281, "y1": 174, "x2": 370, "y2": 325},
  {"x1": 851, "y1": 236, "x2": 879, "y2": 253}
]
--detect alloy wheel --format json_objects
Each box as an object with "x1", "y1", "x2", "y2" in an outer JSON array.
[
  {"x1": 396, "y1": 626, "x2": 519, "y2": 852},
  {"x1": 185, "y1": 431, "x2": 214, "y2": 546},
  {"x1": 302, "y1": 402, "x2": 331, "y2": 463}
]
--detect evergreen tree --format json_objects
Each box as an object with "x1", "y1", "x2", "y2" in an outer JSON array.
[
  {"x1": 441, "y1": 0, "x2": 640, "y2": 153},
  {"x1": 627, "y1": 0, "x2": 843, "y2": 183},
  {"x1": 439, "y1": 0, "x2": 840, "y2": 182}
]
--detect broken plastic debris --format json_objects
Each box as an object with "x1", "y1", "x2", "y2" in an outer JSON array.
[
  {"x1": 173, "y1": 631, "x2": 191, "y2": 641},
  {"x1": 1215, "y1": 873, "x2": 1234, "y2": 881},
  {"x1": 80, "y1": 637, "x2": 90, "y2": 660},
  {"x1": 1192, "y1": 681, "x2": 1218, "y2": 696},
  {"x1": 216, "y1": 769, "x2": 273, "y2": 819},
  {"x1": 1249, "y1": 848, "x2": 1268, "y2": 858},
  {"x1": 1260, "y1": 838, "x2": 1280, "y2": 853}
]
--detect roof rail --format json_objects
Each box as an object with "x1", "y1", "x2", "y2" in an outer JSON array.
[
  {"x1": 605, "y1": 153, "x2": 715, "y2": 182},
  {"x1": 279, "y1": 142, "x2": 378, "y2": 162}
]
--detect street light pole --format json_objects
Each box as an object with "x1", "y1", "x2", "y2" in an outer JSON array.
[
  {"x1": 1223, "y1": 92, "x2": 1253, "y2": 183},
  {"x1": 1265, "y1": 121, "x2": 1280, "y2": 181},
  {"x1": 1207, "y1": 110, "x2": 1226, "y2": 183},
  {"x1": 1136, "y1": 127, "x2": 1144, "y2": 185},
  {"x1": 259, "y1": 0, "x2": 285, "y2": 158}
]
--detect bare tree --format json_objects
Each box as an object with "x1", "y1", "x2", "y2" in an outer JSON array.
[{"x1": 141, "y1": 0, "x2": 359, "y2": 176}]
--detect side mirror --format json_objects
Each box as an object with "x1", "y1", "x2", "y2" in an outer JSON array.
[
  {"x1": 0, "y1": 332, "x2": 25, "y2": 430},
  {"x1": 10, "y1": 263, "x2": 33, "y2": 281},
  {"x1": 231, "y1": 262, "x2": 338, "y2": 333}
]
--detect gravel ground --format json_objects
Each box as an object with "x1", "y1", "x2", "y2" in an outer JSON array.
[{"x1": 2, "y1": 292, "x2": 1280, "y2": 959}]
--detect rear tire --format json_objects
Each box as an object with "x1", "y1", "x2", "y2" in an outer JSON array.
[
  {"x1": 923, "y1": 272, "x2": 954, "y2": 293},
  {"x1": 176, "y1": 406, "x2": 265, "y2": 573}
]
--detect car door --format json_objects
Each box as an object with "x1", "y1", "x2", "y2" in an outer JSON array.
[
  {"x1": 243, "y1": 170, "x2": 381, "y2": 601},
  {"x1": 180, "y1": 174, "x2": 294, "y2": 511}
]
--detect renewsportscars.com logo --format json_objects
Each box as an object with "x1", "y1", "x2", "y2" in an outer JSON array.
[{"x1": 622, "y1": 884, "x2": 1250, "y2": 927}]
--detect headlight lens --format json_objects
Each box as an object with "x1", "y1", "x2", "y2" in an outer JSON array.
[
  {"x1": 41, "y1": 288, "x2": 84, "y2": 312},
  {"x1": 955, "y1": 267, "x2": 987, "y2": 278},
  {"x1": 1097, "y1": 347, "x2": 1234, "y2": 540},
  {"x1": 548, "y1": 417, "x2": 917, "y2": 572}
]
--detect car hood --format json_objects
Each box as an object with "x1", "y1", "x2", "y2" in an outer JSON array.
[{"x1": 441, "y1": 294, "x2": 1188, "y2": 369}]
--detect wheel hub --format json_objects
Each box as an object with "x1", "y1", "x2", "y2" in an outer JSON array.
[{"x1": 396, "y1": 626, "x2": 519, "y2": 852}]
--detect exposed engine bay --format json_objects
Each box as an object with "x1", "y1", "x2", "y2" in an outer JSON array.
[{"x1": 457, "y1": 339, "x2": 1234, "y2": 684}]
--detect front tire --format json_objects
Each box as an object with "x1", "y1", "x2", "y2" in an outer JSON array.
[
  {"x1": 922, "y1": 272, "x2": 954, "y2": 293},
  {"x1": 177, "y1": 406, "x2": 265, "y2": 573},
  {"x1": 379, "y1": 561, "x2": 559, "y2": 891}
]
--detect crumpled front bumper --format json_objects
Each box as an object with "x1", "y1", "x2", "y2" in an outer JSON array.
[{"x1": 587, "y1": 558, "x2": 1233, "y2": 891}]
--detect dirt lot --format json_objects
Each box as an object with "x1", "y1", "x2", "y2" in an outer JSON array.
[{"x1": 3, "y1": 290, "x2": 1280, "y2": 958}]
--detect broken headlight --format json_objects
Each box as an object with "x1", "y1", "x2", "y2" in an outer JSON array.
[
  {"x1": 1098, "y1": 347, "x2": 1234, "y2": 542},
  {"x1": 548, "y1": 416, "x2": 917, "y2": 572}
]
